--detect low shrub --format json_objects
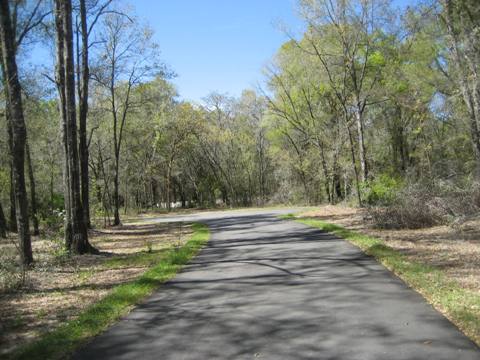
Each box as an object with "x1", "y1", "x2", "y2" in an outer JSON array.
[
  {"x1": 362, "y1": 174, "x2": 403, "y2": 206},
  {"x1": 369, "y1": 181, "x2": 480, "y2": 229},
  {"x1": 40, "y1": 209, "x2": 65, "y2": 236}
]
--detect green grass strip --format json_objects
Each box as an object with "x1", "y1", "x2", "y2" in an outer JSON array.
[
  {"x1": 8, "y1": 222, "x2": 210, "y2": 360},
  {"x1": 281, "y1": 214, "x2": 480, "y2": 346}
]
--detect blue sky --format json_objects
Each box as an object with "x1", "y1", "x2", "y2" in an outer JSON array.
[
  {"x1": 132, "y1": 0, "x2": 414, "y2": 102},
  {"x1": 133, "y1": 0, "x2": 303, "y2": 102}
]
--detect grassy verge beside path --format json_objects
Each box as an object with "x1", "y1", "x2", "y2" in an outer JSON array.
[
  {"x1": 280, "y1": 214, "x2": 480, "y2": 346},
  {"x1": 8, "y1": 223, "x2": 210, "y2": 360}
]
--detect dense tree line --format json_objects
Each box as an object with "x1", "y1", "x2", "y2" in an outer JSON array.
[
  {"x1": 1, "y1": 0, "x2": 479, "y2": 264},
  {"x1": 265, "y1": 0, "x2": 480, "y2": 207}
]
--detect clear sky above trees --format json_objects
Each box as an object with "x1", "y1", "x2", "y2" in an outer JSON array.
[{"x1": 134, "y1": 0, "x2": 416, "y2": 102}]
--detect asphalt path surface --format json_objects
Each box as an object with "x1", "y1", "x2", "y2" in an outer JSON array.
[{"x1": 74, "y1": 209, "x2": 480, "y2": 359}]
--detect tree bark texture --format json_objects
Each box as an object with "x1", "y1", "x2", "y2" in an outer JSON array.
[
  {"x1": 0, "y1": 0, "x2": 32, "y2": 265},
  {"x1": 54, "y1": 0, "x2": 93, "y2": 254}
]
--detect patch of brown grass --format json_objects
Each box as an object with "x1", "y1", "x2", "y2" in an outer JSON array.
[
  {"x1": 0, "y1": 221, "x2": 191, "y2": 356},
  {"x1": 302, "y1": 205, "x2": 480, "y2": 293}
]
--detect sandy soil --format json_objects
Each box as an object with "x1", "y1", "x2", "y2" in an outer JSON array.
[
  {"x1": 0, "y1": 221, "x2": 192, "y2": 356},
  {"x1": 302, "y1": 205, "x2": 480, "y2": 293}
]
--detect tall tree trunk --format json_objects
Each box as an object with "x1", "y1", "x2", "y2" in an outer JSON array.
[
  {"x1": 346, "y1": 120, "x2": 362, "y2": 206},
  {"x1": 113, "y1": 157, "x2": 120, "y2": 224},
  {"x1": 54, "y1": 0, "x2": 93, "y2": 254},
  {"x1": 166, "y1": 163, "x2": 172, "y2": 212},
  {"x1": 124, "y1": 171, "x2": 128, "y2": 214},
  {"x1": 55, "y1": 0, "x2": 72, "y2": 247},
  {"x1": 258, "y1": 142, "x2": 266, "y2": 206},
  {"x1": 317, "y1": 140, "x2": 332, "y2": 204},
  {"x1": 49, "y1": 167, "x2": 54, "y2": 210},
  {"x1": 4, "y1": 83, "x2": 16, "y2": 232},
  {"x1": 0, "y1": 0, "x2": 32, "y2": 265},
  {"x1": 354, "y1": 106, "x2": 368, "y2": 183},
  {"x1": 9, "y1": 159, "x2": 16, "y2": 232},
  {"x1": 78, "y1": 0, "x2": 90, "y2": 227},
  {"x1": 111, "y1": 83, "x2": 121, "y2": 225},
  {"x1": 332, "y1": 152, "x2": 342, "y2": 203},
  {"x1": 0, "y1": 201, "x2": 6, "y2": 238},
  {"x1": 151, "y1": 178, "x2": 157, "y2": 205},
  {"x1": 26, "y1": 140, "x2": 39, "y2": 235},
  {"x1": 63, "y1": 0, "x2": 90, "y2": 252}
]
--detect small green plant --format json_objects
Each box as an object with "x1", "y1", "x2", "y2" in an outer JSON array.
[
  {"x1": 77, "y1": 269, "x2": 95, "y2": 285},
  {"x1": 40, "y1": 209, "x2": 65, "y2": 233},
  {"x1": 35, "y1": 309, "x2": 48, "y2": 320},
  {"x1": 47, "y1": 236, "x2": 70, "y2": 265},
  {"x1": 144, "y1": 239, "x2": 153, "y2": 253}
]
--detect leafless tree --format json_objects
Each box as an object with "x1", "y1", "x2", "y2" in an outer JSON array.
[{"x1": 91, "y1": 11, "x2": 164, "y2": 225}]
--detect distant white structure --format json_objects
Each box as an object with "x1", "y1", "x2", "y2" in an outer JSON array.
[{"x1": 158, "y1": 201, "x2": 189, "y2": 209}]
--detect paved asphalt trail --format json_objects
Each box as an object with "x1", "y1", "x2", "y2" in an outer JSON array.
[{"x1": 74, "y1": 209, "x2": 479, "y2": 360}]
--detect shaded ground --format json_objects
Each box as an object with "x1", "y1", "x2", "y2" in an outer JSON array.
[
  {"x1": 0, "y1": 222, "x2": 191, "y2": 356},
  {"x1": 74, "y1": 210, "x2": 479, "y2": 360},
  {"x1": 302, "y1": 206, "x2": 480, "y2": 293}
]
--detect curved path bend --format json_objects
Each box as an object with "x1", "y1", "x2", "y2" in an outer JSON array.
[{"x1": 75, "y1": 209, "x2": 479, "y2": 360}]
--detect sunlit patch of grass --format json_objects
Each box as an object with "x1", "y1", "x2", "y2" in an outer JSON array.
[
  {"x1": 278, "y1": 213, "x2": 296, "y2": 220},
  {"x1": 8, "y1": 223, "x2": 210, "y2": 360},
  {"x1": 77, "y1": 269, "x2": 95, "y2": 284},
  {"x1": 285, "y1": 216, "x2": 480, "y2": 346},
  {"x1": 103, "y1": 250, "x2": 168, "y2": 269}
]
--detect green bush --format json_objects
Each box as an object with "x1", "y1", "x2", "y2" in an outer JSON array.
[
  {"x1": 40, "y1": 209, "x2": 65, "y2": 236},
  {"x1": 362, "y1": 174, "x2": 402, "y2": 206},
  {"x1": 50, "y1": 193, "x2": 65, "y2": 211}
]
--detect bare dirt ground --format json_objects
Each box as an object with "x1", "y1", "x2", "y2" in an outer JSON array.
[
  {"x1": 0, "y1": 221, "x2": 192, "y2": 356},
  {"x1": 302, "y1": 205, "x2": 480, "y2": 294}
]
